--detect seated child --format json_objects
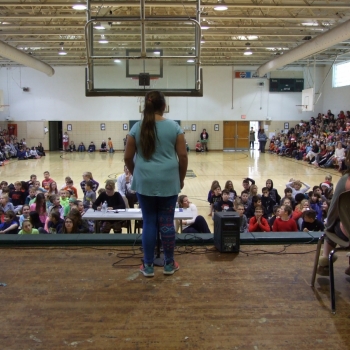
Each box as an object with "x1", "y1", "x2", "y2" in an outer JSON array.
[
  {"x1": 100, "y1": 141, "x2": 107, "y2": 152},
  {"x1": 240, "y1": 190, "x2": 249, "y2": 212},
  {"x1": 25, "y1": 187, "x2": 37, "y2": 205},
  {"x1": 0, "y1": 194, "x2": 15, "y2": 213},
  {"x1": 87, "y1": 142, "x2": 95, "y2": 152},
  {"x1": 48, "y1": 195, "x2": 64, "y2": 219},
  {"x1": 195, "y1": 140, "x2": 202, "y2": 152},
  {"x1": 18, "y1": 219, "x2": 39, "y2": 234},
  {"x1": 236, "y1": 203, "x2": 248, "y2": 233},
  {"x1": 209, "y1": 185, "x2": 221, "y2": 217},
  {"x1": 224, "y1": 180, "x2": 237, "y2": 202},
  {"x1": 280, "y1": 188, "x2": 296, "y2": 209},
  {"x1": 215, "y1": 189, "x2": 234, "y2": 213},
  {"x1": 83, "y1": 181, "x2": 96, "y2": 209},
  {"x1": 248, "y1": 205, "x2": 270, "y2": 232},
  {"x1": 0, "y1": 210, "x2": 19, "y2": 234},
  {"x1": 19, "y1": 204, "x2": 31, "y2": 228},
  {"x1": 245, "y1": 195, "x2": 265, "y2": 220},
  {"x1": 9, "y1": 181, "x2": 25, "y2": 213},
  {"x1": 63, "y1": 179, "x2": 78, "y2": 198},
  {"x1": 268, "y1": 205, "x2": 280, "y2": 230},
  {"x1": 309, "y1": 192, "x2": 323, "y2": 221},
  {"x1": 207, "y1": 180, "x2": 220, "y2": 203},
  {"x1": 59, "y1": 189, "x2": 70, "y2": 209},
  {"x1": 29, "y1": 147, "x2": 41, "y2": 159},
  {"x1": 78, "y1": 142, "x2": 86, "y2": 152},
  {"x1": 17, "y1": 147, "x2": 28, "y2": 160},
  {"x1": 69, "y1": 141, "x2": 76, "y2": 152},
  {"x1": 272, "y1": 205, "x2": 298, "y2": 232},
  {"x1": 301, "y1": 209, "x2": 325, "y2": 232},
  {"x1": 33, "y1": 180, "x2": 47, "y2": 194},
  {"x1": 261, "y1": 187, "x2": 276, "y2": 218},
  {"x1": 47, "y1": 210, "x2": 65, "y2": 234},
  {"x1": 64, "y1": 197, "x2": 77, "y2": 217}
]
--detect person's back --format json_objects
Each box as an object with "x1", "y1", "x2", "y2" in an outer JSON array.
[
  {"x1": 129, "y1": 119, "x2": 183, "y2": 196},
  {"x1": 124, "y1": 90, "x2": 188, "y2": 278}
]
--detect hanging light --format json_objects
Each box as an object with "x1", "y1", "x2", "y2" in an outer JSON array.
[
  {"x1": 244, "y1": 50, "x2": 253, "y2": 56},
  {"x1": 187, "y1": 59, "x2": 195, "y2": 63},
  {"x1": 58, "y1": 47, "x2": 67, "y2": 55},
  {"x1": 201, "y1": 20, "x2": 210, "y2": 30},
  {"x1": 99, "y1": 35, "x2": 108, "y2": 44},
  {"x1": 214, "y1": 0, "x2": 228, "y2": 11},
  {"x1": 201, "y1": 36, "x2": 206, "y2": 44},
  {"x1": 94, "y1": 22, "x2": 105, "y2": 30},
  {"x1": 72, "y1": 3, "x2": 87, "y2": 10}
]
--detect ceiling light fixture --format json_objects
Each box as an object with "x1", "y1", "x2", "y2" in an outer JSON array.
[
  {"x1": 244, "y1": 43, "x2": 252, "y2": 55},
  {"x1": 187, "y1": 59, "x2": 195, "y2": 63},
  {"x1": 99, "y1": 35, "x2": 108, "y2": 44},
  {"x1": 72, "y1": 3, "x2": 87, "y2": 10},
  {"x1": 94, "y1": 23, "x2": 105, "y2": 30},
  {"x1": 201, "y1": 20, "x2": 209, "y2": 30},
  {"x1": 302, "y1": 22, "x2": 318, "y2": 26},
  {"x1": 114, "y1": 59, "x2": 121, "y2": 63},
  {"x1": 58, "y1": 47, "x2": 67, "y2": 56},
  {"x1": 201, "y1": 36, "x2": 206, "y2": 44},
  {"x1": 214, "y1": 0, "x2": 228, "y2": 11},
  {"x1": 153, "y1": 51, "x2": 161, "y2": 55}
]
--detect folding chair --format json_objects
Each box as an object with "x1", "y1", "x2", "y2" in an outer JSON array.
[{"x1": 311, "y1": 190, "x2": 350, "y2": 313}]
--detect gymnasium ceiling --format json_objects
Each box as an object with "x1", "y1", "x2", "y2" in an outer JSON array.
[{"x1": 0, "y1": 0, "x2": 350, "y2": 68}]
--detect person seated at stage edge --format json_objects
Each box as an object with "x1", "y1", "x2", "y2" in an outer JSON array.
[{"x1": 175, "y1": 195, "x2": 211, "y2": 234}]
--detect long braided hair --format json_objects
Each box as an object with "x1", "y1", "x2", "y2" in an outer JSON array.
[{"x1": 140, "y1": 91, "x2": 166, "y2": 160}]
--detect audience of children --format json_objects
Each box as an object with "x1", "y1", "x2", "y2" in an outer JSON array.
[{"x1": 0, "y1": 105, "x2": 349, "y2": 236}]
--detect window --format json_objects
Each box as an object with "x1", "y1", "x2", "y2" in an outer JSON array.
[{"x1": 333, "y1": 61, "x2": 350, "y2": 88}]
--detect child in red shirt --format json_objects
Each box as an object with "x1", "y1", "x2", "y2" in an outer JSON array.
[
  {"x1": 248, "y1": 205, "x2": 270, "y2": 232},
  {"x1": 273, "y1": 205, "x2": 298, "y2": 232},
  {"x1": 42, "y1": 171, "x2": 54, "y2": 191}
]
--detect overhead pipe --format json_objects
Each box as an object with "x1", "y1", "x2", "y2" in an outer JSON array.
[
  {"x1": 257, "y1": 19, "x2": 350, "y2": 77},
  {"x1": 0, "y1": 40, "x2": 54, "y2": 76}
]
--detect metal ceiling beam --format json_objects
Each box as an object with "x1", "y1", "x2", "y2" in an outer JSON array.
[
  {"x1": 0, "y1": 14, "x2": 341, "y2": 20},
  {"x1": 0, "y1": 30, "x2": 324, "y2": 37},
  {"x1": 0, "y1": 1, "x2": 349, "y2": 9}
]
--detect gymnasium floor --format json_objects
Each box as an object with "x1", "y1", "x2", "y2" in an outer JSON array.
[{"x1": 1, "y1": 150, "x2": 350, "y2": 350}]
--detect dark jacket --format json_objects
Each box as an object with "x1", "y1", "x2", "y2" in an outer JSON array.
[{"x1": 92, "y1": 192, "x2": 126, "y2": 211}]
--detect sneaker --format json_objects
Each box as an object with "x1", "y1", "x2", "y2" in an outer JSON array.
[
  {"x1": 318, "y1": 254, "x2": 338, "y2": 267},
  {"x1": 140, "y1": 264, "x2": 154, "y2": 277},
  {"x1": 163, "y1": 261, "x2": 180, "y2": 275}
]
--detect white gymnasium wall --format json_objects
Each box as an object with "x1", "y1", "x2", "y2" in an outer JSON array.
[
  {"x1": 0, "y1": 65, "x2": 325, "y2": 122},
  {"x1": 320, "y1": 65, "x2": 350, "y2": 113}
]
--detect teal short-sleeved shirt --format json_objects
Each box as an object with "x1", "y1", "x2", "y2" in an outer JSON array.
[{"x1": 129, "y1": 119, "x2": 183, "y2": 197}]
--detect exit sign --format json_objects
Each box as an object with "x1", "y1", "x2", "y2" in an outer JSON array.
[{"x1": 241, "y1": 115, "x2": 246, "y2": 119}]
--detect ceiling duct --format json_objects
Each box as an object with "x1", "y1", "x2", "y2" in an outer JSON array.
[
  {"x1": 0, "y1": 40, "x2": 54, "y2": 77},
  {"x1": 257, "y1": 19, "x2": 350, "y2": 77}
]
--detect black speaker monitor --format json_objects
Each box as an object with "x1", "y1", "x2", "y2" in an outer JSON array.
[{"x1": 214, "y1": 212, "x2": 240, "y2": 253}]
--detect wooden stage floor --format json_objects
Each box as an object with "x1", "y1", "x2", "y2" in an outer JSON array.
[
  {"x1": 0, "y1": 151, "x2": 349, "y2": 349},
  {"x1": 1, "y1": 245, "x2": 350, "y2": 349}
]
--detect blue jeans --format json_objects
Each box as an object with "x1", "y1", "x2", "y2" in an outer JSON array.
[{"x1": 137, "y1": 193, "x2": 178, "y2": 265}]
